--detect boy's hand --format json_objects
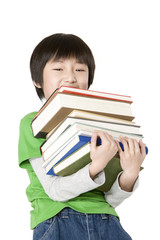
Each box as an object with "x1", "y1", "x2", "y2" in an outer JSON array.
[
  {"x1": 116, "y1": 137, "x2": 146, "y2": 192},
  {"x1": 89, "y1": 131, "x2": 118, "y2": 179}
]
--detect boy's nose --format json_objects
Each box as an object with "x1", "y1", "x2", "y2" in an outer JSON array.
[{"x1": 64, "y1": 71, "x2": 77, "y2": 83}]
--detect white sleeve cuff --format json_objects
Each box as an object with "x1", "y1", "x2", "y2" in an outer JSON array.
[
  {"x1": 105, "y1": 171, "x2": 139, "y2": 208},
  {"x1": 74, "y1": 163, "x2": 106, "y2": 190},
  {"x1": 93, "y1": 170, "x2": 106, "y2": 185}
]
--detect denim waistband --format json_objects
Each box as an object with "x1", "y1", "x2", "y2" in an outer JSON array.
[{"x1": 58, "y1": 207, "x2": 109, "y2": 220}]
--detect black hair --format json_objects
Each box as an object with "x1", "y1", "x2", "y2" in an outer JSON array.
[{"x1": 30, "y1": 33, "x2": 95, "y2": 99}]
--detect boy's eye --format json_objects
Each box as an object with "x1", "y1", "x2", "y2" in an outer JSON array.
[
  {"x1": 75, "y1": 69, "x2": 85, "y2": 72},
  {"x1": 53, "y1": 68, "x2": 63, "y2": 71}
]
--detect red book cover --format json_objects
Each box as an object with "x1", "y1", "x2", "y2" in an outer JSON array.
[{"x1": 32, "y1": 86, "x2": 132, "y2": 121}]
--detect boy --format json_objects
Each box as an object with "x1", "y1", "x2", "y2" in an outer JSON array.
[{"x1": 18, "y1": 33, "x2": 146, "y2": 240}]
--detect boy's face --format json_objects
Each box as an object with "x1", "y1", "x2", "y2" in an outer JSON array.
[{"x1": 37, "y1": 57, "x2": 89, "y2": 100}]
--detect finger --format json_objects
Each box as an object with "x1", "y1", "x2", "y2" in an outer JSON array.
[
  {"x1": 105, "y1": 132, "x2": 114, "y2": 142},
  {"x1": 115, "y1": 140, "x2": 123, "y2": 153},
  {"x1": 119, "y1": 136, "x2": 129, "y2": 151},
  {"x1": 96, "y1": 131, "x2": 117, "y2": 151},
  {"x1": 139, "y1": 139, "x2": 146, "y2": 158},
  {"x1": 133, "y1": 139, "x2": 140, "y2": 154},
  {"x1": 127, "y1": 138, "x2": 136, "y2": 154},
  {"x1": 95, "y1": 131, "x2": 111, "y2": 144},
  {"x1": 90, "y1": 132, "x2": 98, "y2": 151}
]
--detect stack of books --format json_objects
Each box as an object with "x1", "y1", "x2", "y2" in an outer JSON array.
[{"x1": 31, "y1": 86, "x2": 148, "y2": 192}]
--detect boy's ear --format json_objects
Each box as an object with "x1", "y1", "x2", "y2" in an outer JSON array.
[{"x1": 33, "y1": 81, "x2": 42, "y2": 89}]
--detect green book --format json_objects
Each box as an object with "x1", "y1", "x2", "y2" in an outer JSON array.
[{"x1": 53, "y1": 143, "x2": 123, "y2": 192}]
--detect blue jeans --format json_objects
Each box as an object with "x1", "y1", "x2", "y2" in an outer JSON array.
[{"x1": 33, "y1": 208, "x2": 132, "y2": 240}]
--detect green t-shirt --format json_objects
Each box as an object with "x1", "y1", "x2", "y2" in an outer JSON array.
[{"x1": 18, "y1": 112, "x2": 118, "y2": 229}]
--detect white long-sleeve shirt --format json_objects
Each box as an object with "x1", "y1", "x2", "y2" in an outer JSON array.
[{"x1": 30, "y1": 157, "x2": 139, "y2": 208}]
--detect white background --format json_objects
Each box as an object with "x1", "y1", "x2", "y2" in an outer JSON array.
[{"x1": 0, "y1": 0, "x2": 160, "y2": 239}]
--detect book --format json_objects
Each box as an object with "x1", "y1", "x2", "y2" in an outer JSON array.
[
  {"x1": 43, "y1": 135, "x2": 101, "y2": 175},
  {"x1": 52, "y1": 143, "x2": 91, "y2": 176},
  {"x1": 51, "y1": 143, "x2": 143, "y2": 192},
  {"x1": 45, "y1": 116, "x2": 141, "y2": 146},
  {"x1": 65, "y1": 109, "x2": 135, "y2": 124},
  {"x1": 42, "y1": 133, "x2": 97, "y2": 166},
  {"x1": 46, "y1": 110, "x2": 136, "y2": 138},
  {"x1": 43, "y1": 132, "x2": 148, "y2": 176},
  {"x1": 41, "y1": 122, "x2": 143, "y2": 155},
  {"x1": 57, "y1": 86, "x2": 133, "y2": 103},
  {"x1": 31, "y1": 87, "x2": 134, "y2": 138},
  {"x1": 34, "y1": 86, "x2": 133, "y2": 120}
]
